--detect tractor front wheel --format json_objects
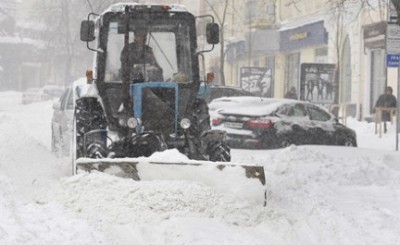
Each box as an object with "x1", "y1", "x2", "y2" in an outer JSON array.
[{"x1": 74, "y1": 97, "x2": 107, "y2": 159}]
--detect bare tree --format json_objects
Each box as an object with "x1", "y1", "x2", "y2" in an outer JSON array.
[{"x1": 28, "y1": 0, "x2": 122, "y2": 85}]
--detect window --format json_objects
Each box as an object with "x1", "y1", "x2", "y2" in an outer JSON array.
[
  {"x1": 245, "y1": 1, "x2": 257, "y2": 21},
  {"x1": 291, "y1": 104, "x2": 307, "y2": 117},
  {"x1": 264, "y1": 56, "x2": 275, "y2": 97},
  {"x1": 66, "y1": 90, "x2": 74, "y2": 110},
  {"x1": 59, "y1": 89, "x2": 69, "y2": 110},
  {"x1": 307, "y1": 105, "x2": 331, "y2": 121},
  {"x1": 285, "y1": 52, "x2": 300, "y2": 93},
  {"x1": 104, "y1": 17, "x2": 192, "y2": 84},
  {"x1": 266, "y1": 3, "x2": 275, "y2": 15},
  {"x1": 315, "y1": 47, "x2": 328, "y2": 63}
]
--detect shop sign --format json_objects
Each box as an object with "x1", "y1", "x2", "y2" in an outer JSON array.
[
  {"x1": 290, "y1": 32, "x2": 308, "y2": 41},
  {"x1": 280, "y1": 21, "x2": 327, "y2": 51},
  {"x1": 363, "y1": 22, "x2": 386, "y2": 49}
]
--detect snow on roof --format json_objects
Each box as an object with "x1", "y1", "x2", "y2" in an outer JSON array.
[
  {"x1": 104, "y1": 3, "x2": 188, "y2": 14},
  {"x1": 210, "y1": 97, "x2": 297, "y2": 117}
]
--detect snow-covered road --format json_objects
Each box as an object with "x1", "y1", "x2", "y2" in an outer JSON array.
[{"x1": 1, "y1": 92, "x2": 400, "y2": 245}]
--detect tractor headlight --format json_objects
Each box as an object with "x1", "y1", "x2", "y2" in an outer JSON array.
[
  {"x1": 127, "y1": 117, "x2": 140, "y2": 129},
  {"x1": 180, "y1": 118, "x2": 191, "y2": 129},
  {"x1": 118, "y1": 118, "x2": 127, "y2": 127}
]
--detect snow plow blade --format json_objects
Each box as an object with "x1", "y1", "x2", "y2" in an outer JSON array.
[{"x1": 75, "y1": 157, "x2": 266, "y2": 206}]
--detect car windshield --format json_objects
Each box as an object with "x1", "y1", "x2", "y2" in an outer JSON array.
[{"x1": 104, "y1": 16, "x2": 193, "y2": 84}]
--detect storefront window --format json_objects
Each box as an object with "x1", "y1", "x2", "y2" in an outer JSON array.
[
  {"x1": 370, "y1": 49, "x2": 386, "y2": 113},
  {"x1": 340, "y1": 36, "x2": 352, "y2": 103},
  {"x1": 285, "y1": 52, "x2": 300, "y2": 93},
  {"x1": 265, "y1": 56, "x2": 275, "y2": 97}
]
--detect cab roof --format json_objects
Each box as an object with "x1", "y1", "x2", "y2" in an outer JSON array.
[{"x1": 104, "y1": 3, "x2": 188, "y2": 14}]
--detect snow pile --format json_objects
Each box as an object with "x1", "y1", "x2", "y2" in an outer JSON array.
[
  {"x1": 0, "y1": 174, "x2": 107, "y2": 245},
  {"x1": 262, "y1": 146, "x2": 400, "y2": 244},
  {"x1": 50, "y1": 172, "x2": 268, "y2": 244},
  {"x1": 0, "y1": 91, "x2": 21, "y2": 110}
]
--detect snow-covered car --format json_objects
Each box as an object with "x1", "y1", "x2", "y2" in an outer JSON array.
[
  {"x1": 51, "y1": 87, "x2": 74, "y2": 155},
  {"x1": 197, "y1": 85, "x2": 256, "y2": 103},
  {"x1": 42, "y1": 85, "x2": 64, "y2": 98},
  {"x1": 211, "y1": 97, "x2": 357, "y2": 149},
  {"x1": 51, "y1": 78, "x2": 92, "y2": 155},
  {"x1": 22, "y1": 88, "x2": 50, "y2": 104}
]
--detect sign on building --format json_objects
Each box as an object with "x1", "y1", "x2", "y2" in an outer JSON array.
[
  {"x1": 240, "y1": 67, "x2": 272, "y2": 97},
  {"x1": 299, "y1": 63, "x2": 337, "y2": 104},
  {"x1": 387, "y1": 54, "x2": 400, "y2": 67}
]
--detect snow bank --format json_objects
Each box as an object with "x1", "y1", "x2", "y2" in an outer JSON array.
[
  {"x1": 1, "y1": 92, "x2": 400, "y2": 245},
  {"x1": 259, "y1": 145, "x2": 400, "y2": 245},
  {"x1": 0, "y1": 174, "x2": 108, "y2": 245}
]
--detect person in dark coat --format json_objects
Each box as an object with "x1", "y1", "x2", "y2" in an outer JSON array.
[
  {"x1": 284, "y1": 86, "x2": 298, "y2": 100},
  {"x1": 120, "y1": 29, "x2": 163, "y2": 81},
  {"x1": 375, "y1": 86, "x2": 397, "y2": 133}
]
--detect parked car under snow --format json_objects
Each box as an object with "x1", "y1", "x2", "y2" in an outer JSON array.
[
  {"x1": 197, "y1": 84, "x2": 256, "y2": 103},
  {"x1": 51, "y1": 78, "x2": 90, "y2": 155},
  {"x1": 22, "y1": 87, "x2": 50, "y2": 104},
  {"x1": 42, "y1": 85, "x2": 64, "y2": 98},
  {"x1": 210, "y1": 97, "x2": 357, "y2": 149}
]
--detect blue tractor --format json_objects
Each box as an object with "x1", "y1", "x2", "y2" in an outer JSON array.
[{"x1": 75, "y1": 3, "x2": 265, "y2": 204}]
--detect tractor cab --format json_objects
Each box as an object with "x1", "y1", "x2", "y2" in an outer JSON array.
[{"x1": 81, "y1": 4, "x2": 219, "y2": 133}]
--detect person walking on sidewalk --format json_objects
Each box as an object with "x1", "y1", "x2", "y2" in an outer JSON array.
[{"x1": 375, "y1": 86, "x2": 397, "y2": 133}]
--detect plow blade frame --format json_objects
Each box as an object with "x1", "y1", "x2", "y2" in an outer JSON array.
[{"x1": 75, "y1": 158, "x2": 267, "y2": 206}]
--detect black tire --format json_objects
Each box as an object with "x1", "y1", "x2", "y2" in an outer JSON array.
[
  {"x1": 342, "y1": 136, "x2": 356, "y2": 147},
  {"x1": 207, "y1": 140, "x2": 231, "y2": 162},
  {"x1": 189, "y1": 98, "x2": 211, "y2": 137},
  {"x1": 186, "y1": 98, "x2": 211, "y2": 160},
  {"x1": 74, "y1": 97, "x2": 107, "y2": 158},
  {"x1": 277, "y1": 135, "x2": 292, "y2": 148}
]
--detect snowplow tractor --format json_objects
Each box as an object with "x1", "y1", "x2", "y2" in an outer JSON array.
[{"x1": 75, "y1": 3, "x2": 266, "y2": 205}]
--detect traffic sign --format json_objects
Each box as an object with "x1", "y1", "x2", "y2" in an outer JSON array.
[{"x1": 387, "y1": 54, "x2": 400, "y2": 67}]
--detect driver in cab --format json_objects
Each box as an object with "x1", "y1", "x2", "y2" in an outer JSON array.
[{"x1": 120, "y1": 29, "x2": 163, "y2": 82}]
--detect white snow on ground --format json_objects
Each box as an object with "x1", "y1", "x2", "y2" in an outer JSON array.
[{"x1": 0, "y1": 92, "x2": 400, "y2": 244}]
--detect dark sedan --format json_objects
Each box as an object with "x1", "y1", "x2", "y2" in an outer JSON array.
[{"x1": 210, "y1": 97, "x2": 357, "y2": 149}]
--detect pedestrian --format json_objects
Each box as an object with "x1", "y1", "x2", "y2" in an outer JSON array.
[
  {"x1": 284, "y1": 86, "x2": 298, "y2": 100},
  {"x1": 375, "y1": 86, "x2": 397, "y2": 133}
]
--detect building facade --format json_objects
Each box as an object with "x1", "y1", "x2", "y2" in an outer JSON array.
[{"x1": 207, "y1": 0, "x2": 393, "y2": 121}]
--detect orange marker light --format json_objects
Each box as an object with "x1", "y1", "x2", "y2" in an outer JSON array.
[
  {"x1": 206, "y1": 72, "x2": 214, "y2": 84},
  {"x1": 161, "y1": 5, "x2": 170, "y2": 11}
]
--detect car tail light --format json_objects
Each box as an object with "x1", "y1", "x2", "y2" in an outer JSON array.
[
  {"x1": 245, "y1": 118, "x2": 273, "y2": 128},
  {"x1": 212, "y1": 118, "x2": 223, "y2": 126}
]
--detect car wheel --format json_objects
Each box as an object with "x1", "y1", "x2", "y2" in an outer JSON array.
[
  {"x1": 277, "y1": 135, "x2": 292, "y2": 148},
  {"x1": 342, "y1": 137, "x2": 356, "y2": 147}
]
